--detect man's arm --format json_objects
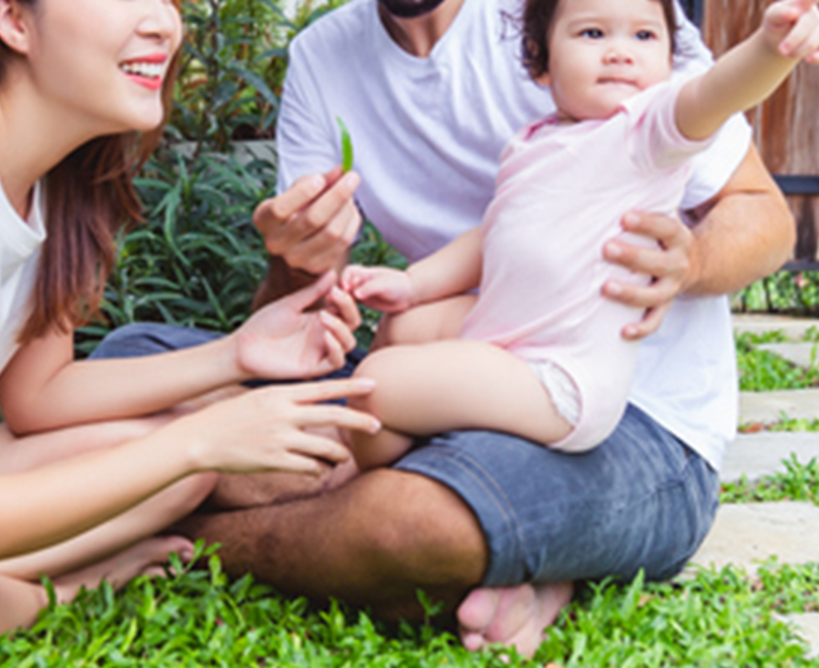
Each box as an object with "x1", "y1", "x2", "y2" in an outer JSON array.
[
  {"x1": 683, "y1": 144, "x2": 795, "y2": 295},
  {"x1": 602, "y1": 145, "x2": 795, "y2": 339}
]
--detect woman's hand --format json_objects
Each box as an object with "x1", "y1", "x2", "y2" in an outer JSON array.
[
  {"x1": 341, "y1": 265, "x2": 416, "y2": 313},
  {"x1": 176, "y1": 378, "x2": 380, "y2": 475},
  {"x1": 232, "y1": 271, "x2": 361, "y2": 380},
  {"x1": 601, "y1": 211, "x2": 698, "y2": 340}
]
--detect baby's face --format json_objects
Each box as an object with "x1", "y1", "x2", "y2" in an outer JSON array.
[{"x1": 536, "y1": 0, "x2": 673, "y2": 122}]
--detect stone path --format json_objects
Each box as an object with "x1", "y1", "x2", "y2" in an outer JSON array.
[{"x1": 686, "y1": 314, "x2": 819, "y2": 655}]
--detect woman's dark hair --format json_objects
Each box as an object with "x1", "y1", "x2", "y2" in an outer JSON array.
[
  {"x1": 0, "y1": 0, "x2": 182, "y2": 344},
  {"x1": 520, "y1": 0, "x2": 678, "y2": 78}
]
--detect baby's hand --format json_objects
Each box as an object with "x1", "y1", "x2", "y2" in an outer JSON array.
[
  {"x1": 340, "y1": 265, "x2": 415, "y2": 313},
  {"x1": 764, "y1": 0, "x2": 819, "y2": 63},
  {"x1": 233, "y1": 271, "x2": 358, "y2": 380}
]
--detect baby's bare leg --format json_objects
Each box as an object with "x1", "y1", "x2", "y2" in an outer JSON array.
[{"x1": 348, "y1": 339, "x2": 573, "y2": 469}]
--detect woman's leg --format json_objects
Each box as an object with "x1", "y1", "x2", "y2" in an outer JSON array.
[
  {"x1": 0, "y1": 535, "x2": 194, "y2": 634},
  {"x1": 348, "y1": 339, "x2": 573, "y2": 469},
  {"x1": 0, "y1": 418, "x2": 216, "y2": 580}
]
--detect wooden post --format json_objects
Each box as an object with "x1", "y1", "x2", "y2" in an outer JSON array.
[{"x1": 702, "y1": 0, "x2": 819, "y2": 260}]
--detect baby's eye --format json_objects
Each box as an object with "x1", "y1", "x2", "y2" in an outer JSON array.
[
  {"x1": 635, "y1": 30, "x2": 657, "y2": 41},
  {"x1": 579, "y1": 28, "x2": 604, "y2": 39}
]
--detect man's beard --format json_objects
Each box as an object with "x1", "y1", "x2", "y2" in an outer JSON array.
[{"x1": 378, "y1": 0, "x2": 447, "y2": 19}]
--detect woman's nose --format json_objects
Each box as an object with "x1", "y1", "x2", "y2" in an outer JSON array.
[{"x1": 138, "y1": 0, "x2": 182, "y2": 43}]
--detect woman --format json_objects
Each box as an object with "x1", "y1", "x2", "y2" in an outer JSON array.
[{"x1": 0, "y1": 0, "x2": 378, "y2": 632}]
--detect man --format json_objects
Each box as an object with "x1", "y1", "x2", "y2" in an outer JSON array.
[{"x1": 95, "y1": 0, "x2": 794, "y2": 656}]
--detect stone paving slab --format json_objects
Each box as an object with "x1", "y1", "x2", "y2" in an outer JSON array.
[
  {"x1": 733, "y1": 313, "x2": 819, "y2": 339},
  {"x1": 721, "y1": 431, "x2": 819, "y2": 483},
  {"x1": 740, "y1": 389, "x2": 819, "y2": 423},
  {"x1": 687, "y1": 502, "x2": 819, "y2": 576},
  {"x1": 758, "y1": 341, "x2": 819, "y2": 369},
  {"x1": 780, "y1": 613, "x2": 819, "y2": 659}
]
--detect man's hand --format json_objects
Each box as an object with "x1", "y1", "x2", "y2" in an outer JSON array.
[
  {"x1": 253, "y1": 166, "x2": 362, "y2": 276},
  {"x1": 601, "y1": 211, "x2": 700, "y2": 341}
]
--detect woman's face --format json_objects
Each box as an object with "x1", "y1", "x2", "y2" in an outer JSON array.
[{"x1": 17, "y1": 0, "x2": 182, "y2": 134}]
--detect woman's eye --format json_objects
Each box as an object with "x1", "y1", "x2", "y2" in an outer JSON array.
[{"x1": 580, "y1": 28, "x2": 604, "y2": 39}]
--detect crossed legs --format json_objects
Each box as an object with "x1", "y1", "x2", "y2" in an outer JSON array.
[{"x1": 0, "y1": 419, "x2": 216, "y2": 632}]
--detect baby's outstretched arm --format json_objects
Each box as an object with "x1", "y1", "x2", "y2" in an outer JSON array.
[{"x1": 676, "y1": 0, "x2": 819, "y2": 140}]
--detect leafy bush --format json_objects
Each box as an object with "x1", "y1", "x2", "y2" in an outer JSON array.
[
  {"x1": 77, "y1": 148, "x2": 272, "y2": 355},
  {"x1": 171, "y1": 0, "x2": 346, "y2": 151},
  {"x1": 734, "y1": 270, "x2": 819, "y2": 316}
]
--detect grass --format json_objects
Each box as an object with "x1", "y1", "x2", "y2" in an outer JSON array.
[
  {"x1": 736, "y1": 332, "x2": 819, "y2": 392},
  {"x1": 6, "y1": 542, "x2": 819, "y2": 667},
  {"x1": 721, "y1": 455, "x2": 819, "y2": 505}
]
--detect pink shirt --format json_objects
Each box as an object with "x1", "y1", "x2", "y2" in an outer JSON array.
[{"x1": 460, "y1": 80, "x2": 712, "y2": 451}]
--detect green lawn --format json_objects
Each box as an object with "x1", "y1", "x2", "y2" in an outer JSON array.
[{"x1": 4, "y1": 548, "x2": 818, "y2": 666}]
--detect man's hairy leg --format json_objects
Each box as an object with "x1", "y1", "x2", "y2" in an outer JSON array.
[
  {"x1": 179, "y1": 468, "x2": 487, "y2": 618},
  {"x1": 205, "y1": 457, "x2": 358, "y2": 510}
]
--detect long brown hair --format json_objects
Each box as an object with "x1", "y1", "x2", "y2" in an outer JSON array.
[{"x1": 0, "y1": 0, "x2": 182, "y2": 344}]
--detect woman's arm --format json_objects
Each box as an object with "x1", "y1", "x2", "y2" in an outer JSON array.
[
  {"x1": 0, "y1": 378, "x2": 378, "y2": 559},
  {"x1": 676, "y1": 0, "x2": 819, "y2": 140},
  {"x1": 0, "y1": 273, "x2": 361, "y2": 434}
]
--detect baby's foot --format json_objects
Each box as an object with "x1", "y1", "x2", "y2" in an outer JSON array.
[
  {"x1": 52, "y1": 535, "x2": 193, "y2": 604},
  {"x1": 457, "y1": 581, "x2": 573, "y2": 658}
]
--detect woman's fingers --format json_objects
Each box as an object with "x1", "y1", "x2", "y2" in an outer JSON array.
[
  {"x1": 275, "y1": 377, "x2": 376, "y2": 406},
  {"x1": 320, "y1": 310, "x2": 358, "y2": 354}
]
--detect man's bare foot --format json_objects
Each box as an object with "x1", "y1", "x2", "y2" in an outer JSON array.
[
  {"x1": 52, "y1": 535, "x2": 194, "y2": 604},
  {"x1": 457, "y1": 581, "x2": 573, "y2": 657}
]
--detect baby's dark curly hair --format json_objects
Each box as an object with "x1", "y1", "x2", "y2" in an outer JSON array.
[{"x1": 520, "y1": 0, "x2": 679, "y2": 79}]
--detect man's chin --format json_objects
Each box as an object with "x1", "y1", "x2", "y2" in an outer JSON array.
[{"x1": 378, "y1": 0, "x2": 447, "y2": 19}]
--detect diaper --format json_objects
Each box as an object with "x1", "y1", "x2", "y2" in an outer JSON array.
[{"x1": 527, "y1": 360, "x2": 581, "y2": 427}]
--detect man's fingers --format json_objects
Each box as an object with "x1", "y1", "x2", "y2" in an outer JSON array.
[
  {"x1": 254, "y1": 173, "x2": 326, "y2": 234},
  {"x1": 288, "y1": 199, "x2": 362, "y2": 275},
  {"x1": 602, "y1": 276, "x2": 678, "y2": 309},
  {"x1": 302, "y1": 172, "x2": 361, "y2": 235},
  {"x1": 622, "y1": 301, "x2": 673, "y2": 341},
  {"x1": 620, "y1": 211, "x2": 684, "y2": 247}
]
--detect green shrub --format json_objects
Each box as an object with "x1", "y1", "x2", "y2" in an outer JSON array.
[{"x1": 171, "y1": 0, "x2": 346, "y2": 151}]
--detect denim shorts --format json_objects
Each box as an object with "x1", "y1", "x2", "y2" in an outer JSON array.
[{"x1": 92, "y1": 323, "x2": 720, "y2": 586}]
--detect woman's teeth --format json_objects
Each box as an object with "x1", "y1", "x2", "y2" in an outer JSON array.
[{"x1": 120, "y1": 62, "x2": 163, "y2": 78}]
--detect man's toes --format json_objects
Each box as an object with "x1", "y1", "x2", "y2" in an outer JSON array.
[{"x1": 457, "y1": 586, "x2": 502, "y2": 632}]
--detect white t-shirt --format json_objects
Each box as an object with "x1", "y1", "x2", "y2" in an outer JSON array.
[
  {"x1": 276, "y1": 0, "x2": 752, "y2": 469},
  {"x1": 0, "y1": 180, "x2": 46, "y2": 373}
]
